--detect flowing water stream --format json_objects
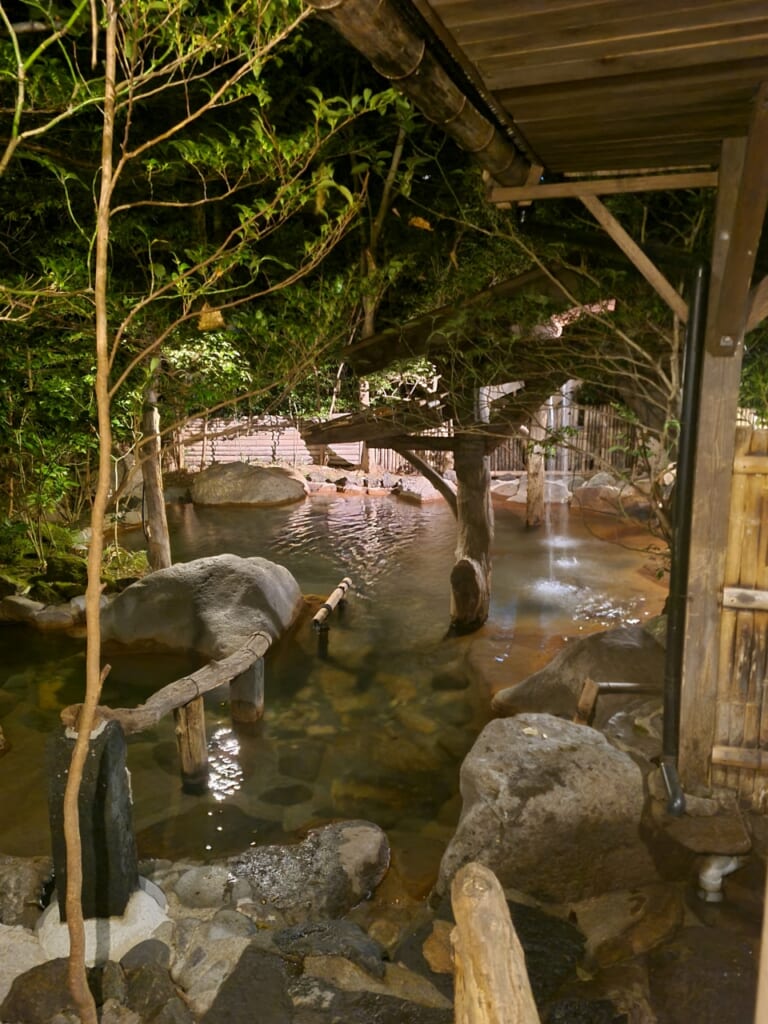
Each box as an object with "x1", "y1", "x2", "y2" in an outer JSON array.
[{"x1": 0, "y1": 497, "x2": 665, "y2": 862}]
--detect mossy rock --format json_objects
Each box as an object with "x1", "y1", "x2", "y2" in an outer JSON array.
[
  {"x1": 28, "y1": 579, "x2": 61, "y2": 604},
  {"x1": 44, "y1": 553, "x2": 88, "y2": 585},
  {"x1": 51, "y1": 581, "x2": 84, "y2": 600},
  {"x1": 0, "y1": 574, "x2": 20, "y2": 599}
]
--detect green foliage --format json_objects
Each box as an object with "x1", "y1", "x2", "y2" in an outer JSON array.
[{"x1": 741, "y1": 328, "x2": 768, "y2": 419}]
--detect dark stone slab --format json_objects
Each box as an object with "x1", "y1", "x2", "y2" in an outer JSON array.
[
  {"x1": 290, "y1": 985, "x2": 454, "y2": 1024},
  {"x1": 126, "y1": 962, "x2": 193, "y2": 1023},
  {"x1": 507, "y1": 900, "x2": 585, "y2": 1004},
  {"x1": 0, "y1": 958, "x2": 76, "y2": 1024},
  {"x1": 274, "y1": 920, "x2": 386, "y2": 978},
  {"x1": 120, "y1": 937, "x2": 172, "y2": 972},
  {"x1": 201, "y1": 946, "x2": 295, "y2": 1024},
  {"x1": 47, "y1": 720, "x2": 138, "y2": 920},
  {"x1": 544, "y1": 998, "x2": 626, "y2": 1023}
]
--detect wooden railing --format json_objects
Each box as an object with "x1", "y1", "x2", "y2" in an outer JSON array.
[{"x1": 59, "y1": 578, "x2": 353, "y2": 792}]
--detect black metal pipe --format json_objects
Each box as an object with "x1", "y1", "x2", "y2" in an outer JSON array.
[{"x1": 661, "y1": 263, "x2": 709, "y2": 816}]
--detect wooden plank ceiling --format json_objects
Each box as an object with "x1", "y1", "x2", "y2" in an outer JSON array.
[{"x1": 414, "y1": 0, "x2": 768, "y2": 175}]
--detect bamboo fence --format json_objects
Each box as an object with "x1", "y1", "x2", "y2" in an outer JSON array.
[{"x1": 710, "y1": 426, "x2": 768, "y2": 808}]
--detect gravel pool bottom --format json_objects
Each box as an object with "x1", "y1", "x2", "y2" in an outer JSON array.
[{"x1": 0, "y1": 498, "x2": 666, "y2": 863}]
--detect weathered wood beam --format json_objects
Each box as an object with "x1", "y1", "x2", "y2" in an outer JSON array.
[
  {"x1": 302, "y1": 415, "x2": 449, "y2": 447},
  {"x1": 679, "y1": 138, "x2": 749, "y2": 792},
  {"x1": 489, "y1": 169, "x2": 718, "y2": 203},
  {"x1": 305, "y1": 0, "x2": 530, "y2": 186},
  {"x1": 391, "y1": 444, "x2": 458, "y2": 514},
  {"x1": 745, "y1": 274, "x2": 768, "y2": 332},
  {"x1": 346, "y1": 266, "x2": 579, "y2": 375},
  {"x1": 708, "y1": 82, "x2": 768, "y2": 354},
  {"x1": 61, "y1": 631, "x2": 272, "y2": 735},
  {"x1": 579, "y1": 193, "x2": 689, "y2": 322}
]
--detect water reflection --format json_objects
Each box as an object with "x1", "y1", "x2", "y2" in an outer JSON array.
[{"x1": 0, "y1": 497, "x2": 665, "y2": 860}]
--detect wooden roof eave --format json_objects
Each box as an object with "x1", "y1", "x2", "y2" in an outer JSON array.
[{"x1": 304, "y1": 0, "x2": 531, "y2": 187}]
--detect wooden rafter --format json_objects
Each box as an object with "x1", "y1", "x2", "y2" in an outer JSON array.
[
  {"x1": 579, "y1": 194, "x2": 689, "y2": 322},
  {"x1": 489, "y1": 169, "x2": 718, "y2": 203}
]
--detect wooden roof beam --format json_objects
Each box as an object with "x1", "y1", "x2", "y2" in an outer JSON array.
[{"x1": 489, "y1": 170, "x2": 718, "y2": 203}]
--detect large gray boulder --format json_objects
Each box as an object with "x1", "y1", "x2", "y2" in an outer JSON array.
[
  {"x1": 436, "y1": 714, "x2": 658, "y2": 903},
  {"x1": 191, "y1": 462, "x2": 308, "y2": 507},
  {"x1": 101, "y1": 554, "x2": 303, "y2": 658},
  {"x1": 491, "y1": 624, "x2": 665, "y2": 727}
]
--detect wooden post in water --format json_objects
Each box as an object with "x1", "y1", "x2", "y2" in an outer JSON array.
[
  {"x1": 451, "y1": 862, "x2": 540, "y2": 1024},
  {"x1": 230, "y1": 659, "x2": 265, "y2": 726},
  {"x1": 174, "y1": 696, "x2": 208, "y2": 793}
]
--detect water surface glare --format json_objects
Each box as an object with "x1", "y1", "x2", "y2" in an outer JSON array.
[{"x1": 0, "y1": 497, "x2": 665, "y2": 860}]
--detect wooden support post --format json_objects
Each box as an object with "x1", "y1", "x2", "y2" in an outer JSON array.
[
  {"x1": 451, "y1": 862, "x2": 540, "y2": 1024},
  {"x1": 174, "y1": 696, "x2": 208, "y2": 794},
  {"x1": 230, "y1": 659, "x2": 265, "y2": 726},
  {"x1": 525, "y1": 409, "x2": 546, "y2": 529},
  {"x1": 678, "y1": 120, "x2": 768, "y2": 792},
  {"x1": 450, "y1": 433, "x2": 493, "y2": 634}
]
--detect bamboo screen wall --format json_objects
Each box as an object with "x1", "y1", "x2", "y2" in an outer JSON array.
[{"x1": 711, "y1": 426, "x2": 768, "y2": 809}]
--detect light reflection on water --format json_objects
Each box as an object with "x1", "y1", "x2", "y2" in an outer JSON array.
[{"x1": 0, "y1": 496, "x2": 665, "y2": 861}]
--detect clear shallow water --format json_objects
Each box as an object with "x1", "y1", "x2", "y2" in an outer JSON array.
[{"x1": 0, "y1": 497, "x2": 665, "y2": 861}]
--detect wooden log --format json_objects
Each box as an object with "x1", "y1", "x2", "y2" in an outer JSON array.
[
  {"x1": 712, "y1": 745, "x2": 768, "y2": 773},
  {"x1": 230, "y1": 659, "x2": 265, "y2": 726},
  {"x1": 174, "y1": 696, "x2": 208, "y2": 793},
  {"x1": 451, "y1": 862, "x2": 540, "y2": 1024},
  {"x1": 60, "y1": 630, "x2": 272, "y2": 735},
  {"x1": 722, "y1": 588, "x2": 768, "y2": 612},
  {"x1": 313, "y1": 577, "x2": 353, "y2": 630}
]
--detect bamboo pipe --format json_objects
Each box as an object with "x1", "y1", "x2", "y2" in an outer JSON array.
[{"x1": 313, "y1": 577, "x2": 353, "y2": 631}]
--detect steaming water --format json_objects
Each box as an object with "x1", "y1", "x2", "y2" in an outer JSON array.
[{"x1": 0, "y1": 497, "x2": 665, "y2": 860}]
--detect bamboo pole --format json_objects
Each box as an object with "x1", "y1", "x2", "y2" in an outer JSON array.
[
  {"x1": 451, "y1": 862, "x2": 540, "y2": 1024},
  {"x1": 312, "y1": 577, "x2": 353, "y2": 631}
]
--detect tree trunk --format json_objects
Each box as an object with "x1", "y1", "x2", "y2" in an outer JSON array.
[
  {"x1": 450, "y1": 433, "x2": 493, "y2": 633},
  {"x1": 526, "y1": 411, "x2": 546, "y2": 528},
  {"x1": 140, "y1": 378, "x2": 172, "y2": 571}
]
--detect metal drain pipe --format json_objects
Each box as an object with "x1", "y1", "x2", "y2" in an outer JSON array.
[{"x1": 661, "y1": 263, "x2": 709, "y2": 816}]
